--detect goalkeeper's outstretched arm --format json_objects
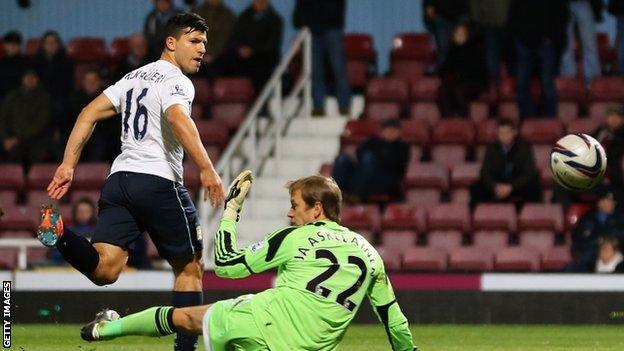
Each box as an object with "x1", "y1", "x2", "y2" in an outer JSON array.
[{"x1": 368, "y1": 270, "x2": 417, "y2": 351}]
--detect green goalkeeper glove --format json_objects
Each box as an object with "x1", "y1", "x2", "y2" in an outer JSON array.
[{"x1": 223, "y1": 170, "x2": 253, "y2": 222}]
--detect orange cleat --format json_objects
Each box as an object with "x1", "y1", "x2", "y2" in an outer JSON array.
[{"x1": 37, "y1": 204, "x2": 64, "y2": 247}]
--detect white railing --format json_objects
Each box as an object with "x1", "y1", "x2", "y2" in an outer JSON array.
[
  {"x1": 198, "y1": 28, "x2": 312, "y2": 265},
  {"x1": 0, "y1": 238, "x2": 42, "y2": 270}
]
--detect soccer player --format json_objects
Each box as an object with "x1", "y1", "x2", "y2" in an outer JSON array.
[
  {"x1": 38, "y1": 13, "x2": 224, "y2": 351},
  {"x1": 81, "y1": 171, "x2": 417, "y2": 351}
]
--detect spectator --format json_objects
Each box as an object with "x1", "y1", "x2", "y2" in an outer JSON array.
[
  {"x1": 68, "y1": 69, "x2": 120, "y2": 162},
  {"x1": 332, "y1": 119, "x2": 409, "y2": 202},
  {"x1": 144, "y1": 0, "x2": 182, "y2": 60},
  {"x1": 0, "y1": 31, "x2": 29, "y2": 103},
  {"x1": 33, "y1": 30, "x2": 74, "y2": 146},
  {"x1": 294, "y1": 0, "x2": 351, "y2": 116},
  {"x1": 470, "y1": 118, "x2": 542, "y2": 208},
  {"x1": 221, "y1": 0, "x2": 283, "y2": 93},
  {"x1": 114, "y1": 33, "x2": 149, "y2": 81},
  {"x1": 567, "y1": 187, "x2": 624, "y2": 272},
  {"x1": 422, "y1": 0, "x2": 469, "y2": 70},
  {"x1": 509, "y1": 0, "x2": 568, "y2": 118},
  {"x1": 595, "y1": 237, "x2": 624, "y2": 273},
  {"x1": 559, "y1": 0, "x2": 602, "y2": 87},
  {"x1": 436, "y1": 22, "x2": 487, "y2": 117},
  {"x1": 0, "y1": 69, "x2": 52, "y2": 168},
  {"x1": 469, "y1": 0, "x2": 511, "y2": 87},
  {"x1": 595, "y1": 105, "x2": 624, "y2": 201},
  {"x1": 47, "y1": 197, "x2": 97, "y2": 265},
  {"x1": 192, "y1": 0, "x2": 236, "y2": 78},
  {"x1": 610, "y1": 0, "x2": 624, "y2": 75}
]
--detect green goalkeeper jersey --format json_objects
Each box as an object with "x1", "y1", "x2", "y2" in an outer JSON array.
[{"x1": 214, "y1": 218, "x2": 415, "y2": 351}]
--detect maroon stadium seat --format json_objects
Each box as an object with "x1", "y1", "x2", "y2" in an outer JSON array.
[
  {"x1": 67, "y1": 37, "x2": 107, "y2": 63},
  {"x1": 475, "y1": 145, "x2": 486, "y2": 162},
  {"x1": 410, "y1": 102, "x2": 440, "y2": 126},
  {"x1": 0, "y1": 164, "x2": 25, "y2": 190},
  {"x1": 71, "y1": 190, "x2": 101, "y2": 206},
  {"x1": 376, "y1": 245, "x2": 403, "y2": 270},
  {"x1": 402, "y1": 247, "x2": 447, "y2": 271},
  {"x1": 0, "y1": 230, "x2": 33, "y2": 239},
  {"x1": 390, "y1": 33, "x2": 434, "y2": 61},
  {"x1": 497, "y1": 102, "x2": 519, "y2": 121},
  {"x1": 427, "y1": 230, "x2": 462, "y2": 250},
  {"x1": 195, "y1": 120, "x2": 229, "y2": 148},
  {"x1": 532, "y1": 144, "x2": 552, "y2": 170},
  {"x1": 365, "y1": 77, "x2": 409, "y2": 104},
  {"x1": 519, "y1": 230, "x2": 555, "y2": 255},
  {"x1": 476, "y1": 119, "x2": 497, "y2": 144},
  {"x1": 555, "y1": 77, "x2": 585, "y2": 103},
  {"x1": 597, "y1": 32, "x2": 616, "y2": 65},
  {"x1": 381, "y1": 203, "x2": 426, "y2": 232},
  {"x1": 319, "y1": 162, "x2": 333, "y2": 176},
  {"x1": 431, "y1": 119, "x2": 475, "y2": 145},
  {"x1": 26, "y1": 191, "x2": 58, "y2": 207},
  {"x1": 557, "y1": 102, "x2": 579, "y2": 123},
  {"x1": 27, "y1": 247, "x2": 50, "y2": 263},
  {"x1": 379, "y1": 230, "x2": 417, "y2": 247},
  {"x1": 210, "y1": 103, "x2": 247, "y2": 130},
  {"x1": 410, "y1": 77, "x2": 440, "y2": 101},
  {"x1": 183, "y1": 162, "x2": 201, "y2": 193},
  {"x1": 401, "y1": 120, "x2": 430, "y2": 146},
  {"x1": 566, "y1": 203, "x2": 592, "y2": 230},
  {"x1": 25, "y1": 38, "x2": 40, "y2": 56},
  {"x1": 343, "y1": 33, "x2": 376, "y2": 63},
  {"x1": 472, "y1": 230, "x2": 508, "y2": 251},
  {"x1": 212, "y1": 77, "x2": 254, "y2": 104},
  {"x1": 0, "y1": 206, "x2": 37, "y2": 231},
  {"x1": 27, "y1": 164, "x2": 58, "y2": 190},
  {"x1": 588, "y1": 102, "x2": 610, "y2": 120},
  {"x1": 431, "y1": 145, "x2": 467, "y2": 170},
  {"x1": 448, "y1": 247, "x2": 494, "y2": 271},
  {"x1": 518, "y1": 203, "x2": 564, "y2": 232},
  {"x1": 566, "y1": 118, "x2": 601, "y2": 135},
  {"x1": 588, "y1": 77, "x2": 624, "y2": 102},
  {"x1": 450, "y1": 163, "x2": 480, "y2": 188},
  {"x1": 540, "y1": 168, "x2": 553, "y2": 189},
  {"x1": 541, "y1": 246, "x2": 572, "y2": 271},
  {"x1": 404, "y1": 163, "x2": 448, "y2": 190},
  {"x1": 470, "y1": 102, "x2": 489, "y2": 123},
  {"x1": 450, "y1": 188, "x2": 470, "y2": 203},
  {"x1": 409, "y1": 145, "x2": 424, "y2": 164},
  {"x1": 520, "y1": 119, "x2": 564, "y2": 144},
  {"x1": 0, "y1": 191, "x2": 17, "y2": 207},
  {"x1": 499, "y1": 77, "x2": 517, "y2": 101},
  {"x1": 340, "y1": 120, "x2": 378, "y2": 146},
  {"x1": 191, "y1": 104, "x2": 205, "y2": 120},
  {"x1": 405, "y1": 188, "x2": 441, "y2": 211},
  {"x1": 73, "y1": 163, "x2": 110, "y2": 190},
  {"x1": 390, "y1": 61, "x2": 427, "y2": 80},
  {"x1": 495, "y1": 246, "x2": 541, "y2": 272},
  {"x1": 473, "y1": 204, "x2": 517, "y2": 232},
  {"x1": 0, "y1": 248, "x2": 18, "y2": 270},
  {"x1": 110, "y1": 37, "x2": 131, "y2": 61},
  {"x1": 364, "y1": 102, "x2": 401, "y2": 122},
  {"x1": 191, "y1": 77, "x2": 211, "y2": 106},
  {"x1": 427, "y1": 203, "x2": 470, "y2": 232},
  {"x1": 346, "y1": 61, "x2": 370, "y2": 89},
  {"x1": 340, "y1": 205, "x2": 381, "y2": 232}
]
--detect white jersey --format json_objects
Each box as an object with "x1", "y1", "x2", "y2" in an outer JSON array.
[{"x1": 103, "y1": 60, "x2": 194, "y2": 183}]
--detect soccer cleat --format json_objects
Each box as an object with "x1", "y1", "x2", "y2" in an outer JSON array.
[
  {"x1": 80, "y1": 309, "x2": 120, "y2": 341},
  {"x1": 36, "y1": 204, "x2": 64, "y2": 247}
]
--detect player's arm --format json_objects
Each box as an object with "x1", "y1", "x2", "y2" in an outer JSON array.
[
  {"x1": 213, "y1": 170, "x2": 295, "y2": 278},
  {"x1": 368, "y1": 268, "x2": 417, "y2": 351},
  {"x1": 47, "y1": 94, "x2": 118, "y2": 199},
  {"x1": 165, "y1": 104, "x2": 224, "y2": 207}
]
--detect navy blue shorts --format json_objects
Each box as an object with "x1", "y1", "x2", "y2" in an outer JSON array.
[{"x1": 92, "y1": 171, "x2": 202, "y2": 260}]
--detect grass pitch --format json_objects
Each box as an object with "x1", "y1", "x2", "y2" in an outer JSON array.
[{"x1": 9, "y1": 324, "x2": 624, "y2": 350}]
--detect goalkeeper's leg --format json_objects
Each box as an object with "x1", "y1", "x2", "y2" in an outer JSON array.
[{"x1": 81, "y1": 304, "x2": 211, "y2": 341}]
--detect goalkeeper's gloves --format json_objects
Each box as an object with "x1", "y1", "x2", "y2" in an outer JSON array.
[{"x1": 223, "y1": 170, "x2": 253, "y2": 222}]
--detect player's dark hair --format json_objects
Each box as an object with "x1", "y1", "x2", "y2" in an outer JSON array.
[
  {"x1": 164, "y1": 12, "x2": 209, "y2": 40},
  {"x1": 497, "y1": 117, "x2": 516, "y2": 129},
  {"x1": 286, "y1": 175, "x2": 342, "y2": 223}
]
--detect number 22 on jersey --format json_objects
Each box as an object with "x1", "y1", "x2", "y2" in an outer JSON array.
[{"x1": 123, "y1": 88, "x2": 149, "y2": 141}]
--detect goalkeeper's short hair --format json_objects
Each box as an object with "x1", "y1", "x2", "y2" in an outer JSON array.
[{"x1": 286, "y1": 175, "x2": 342, "y2": 223}]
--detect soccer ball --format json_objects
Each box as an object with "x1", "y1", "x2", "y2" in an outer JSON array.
[{"x1": 550, "y1": 133, "x2": 607, "y2": 191}]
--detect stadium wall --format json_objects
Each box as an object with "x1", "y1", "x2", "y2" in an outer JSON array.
[
  {"x1": 6, "y1": 271, "x2": 624, "y2": 324},
  {"x1": 2, "y1": 0, "x2": 616, "y2": 73}
]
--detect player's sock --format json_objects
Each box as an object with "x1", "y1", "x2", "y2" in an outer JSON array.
[
  {"x1": 56, "y1": 228, "x2": 100, "y2": 276},
  {"x1": 97, "y1": 306, "x2": 175, "y2": 338},
  {"x1": 172, "y1": 291, "x2": 203, "y2": 351}
]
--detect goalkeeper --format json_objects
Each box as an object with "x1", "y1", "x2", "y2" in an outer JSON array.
[{"x1": 81, "y1": 171, "x2": 417, "y2": 350}]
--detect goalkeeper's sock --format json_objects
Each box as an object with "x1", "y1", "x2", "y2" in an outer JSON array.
[
  {"x1": 56, "y1": 228, "x2": 100, "y2": 276},
  {"x1": 98, "y1": 306, "x2": 176, "y2": 338},
  {"x1": 173, "y1": 291, "x2": 203, "y2": 351}
]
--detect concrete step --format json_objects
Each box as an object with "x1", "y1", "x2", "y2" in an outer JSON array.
[
  {"x1": 255, "y1": 177, "x2": 292, "y2": 198},
  {"x1": 249, "y1": 198, "x2": 290, "y2": 219},
  {"x1": 280, "y1": 137, "x2": 340, "y2": 158},
  {"x1": 287, "y1": 117, "x2": 347, "y2": 137},
  {"x1": 236, "y1": 218, "x2": 290, "y2": 244},
  {"x1": 262, "y1": 157, "x2": 330, "y2": 178}
]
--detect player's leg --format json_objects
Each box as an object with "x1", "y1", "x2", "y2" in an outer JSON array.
[
  {"x1": 81, "y1": 304, "x2": 211, "y2": 341},
  {"x1": 170, "y1": 253, "x2": 204, "y2": 350}
]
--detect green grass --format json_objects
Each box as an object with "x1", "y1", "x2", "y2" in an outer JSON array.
[{"x1": 9, "y1": 324, "x2": 624, "y2": 350}]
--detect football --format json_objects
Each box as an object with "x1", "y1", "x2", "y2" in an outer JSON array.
[{"x1": 550, "y1": 133, "x2": 607, "y2": 191}]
